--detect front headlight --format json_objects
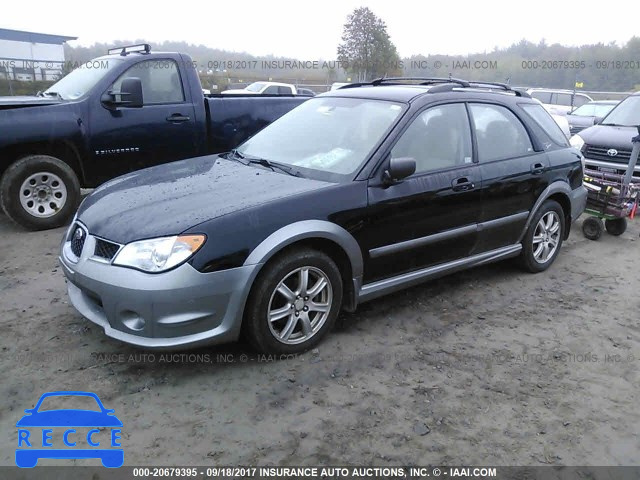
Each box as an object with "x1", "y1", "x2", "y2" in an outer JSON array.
[
  {"x1": 569, "y1": 134, "x2": 585, "y2": 150},
  {"x1": 113, "y1": 235, "x2": 206, "y2": 273}
]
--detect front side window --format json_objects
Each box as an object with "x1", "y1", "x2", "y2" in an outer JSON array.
[
  {"x1": 470, "y1": 104, "x2": 534, "y2": 161},
  {"x1": 263, "y1": 86, "x2": 280, "y2": 94},
  {"x1": 390, "y1": 103, "x2": 472, "y2": 174},
  {"x1": 237, "y1": 97, "x2": 404, "y2": 180},
  {"x1": 110, "y1": 59, "x2": 185, "y2": 105}
]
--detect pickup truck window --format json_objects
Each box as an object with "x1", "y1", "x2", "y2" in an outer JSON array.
[
  {"x1": 44, "y1": 58, "x2": 124, "y2": 100},
  {"x1": 263, "y1": 86, "x2": 280, "y2": 94},
  {"x1": 110, "y1": 59, "x2": 185, "y2": 105},
  {"x1": 246, "y1": 82, "x2": 267, "y2": 92},
  {"x1": 237, "y1": 97, "x2": 403, "y2": 179}
]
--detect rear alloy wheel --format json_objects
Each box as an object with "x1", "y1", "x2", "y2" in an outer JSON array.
[
  {"x1": 0, "y1": 155, "x2": 80, "y2": 230},
  {"x1": 520, "y1": 200, "x2": 565, "y2": 273},
  {"x1": 582, "y1": 216, "x2": 604, "y2": 241},
  {"x1": 244, "y1": 248, "x2": 343, "y2": 354},
  {"x1": 605, "y1": 217, "x2": 627, "y2": 236}
]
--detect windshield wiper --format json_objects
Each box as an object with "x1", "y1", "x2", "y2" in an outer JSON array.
[
  {"x1": 228, "y1": 149, "x2": 302, "y2": 177},
  {"x1": 600, "y1": 123, "x2": 630, "y2": 127}
]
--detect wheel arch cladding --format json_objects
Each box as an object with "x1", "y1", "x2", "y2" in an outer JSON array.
[
  {"x1": 244, "y1": 220, "x2": 364, "y2": 311},
  {"x1": 520, "y1": 181, "x2": 572, "y2": 242}
]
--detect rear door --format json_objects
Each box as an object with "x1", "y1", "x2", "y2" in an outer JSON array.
[
  {"x1": 88, "y1": 58, "x2": 198, "y2": 183},
  {"x1": 358, "y1": 102, "x2": 483, "y2": 284},
  {"x1": 470, "y1": 103, "x2": 550, "y2": 252}
]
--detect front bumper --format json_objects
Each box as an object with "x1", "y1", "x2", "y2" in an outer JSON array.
[{"x1": 59, "y1": 227, "x2": 261, "y2": 349}]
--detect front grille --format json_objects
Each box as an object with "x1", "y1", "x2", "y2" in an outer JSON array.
[
  {"x1": 70, "y1": 224, "x2": 87, "y2": 257},
  {"x1": 94, "y1": 238, "x2": 121, "y2": 261},
  {"x1": 584, "y1": 145, "x2": 632, "y2": 163}
]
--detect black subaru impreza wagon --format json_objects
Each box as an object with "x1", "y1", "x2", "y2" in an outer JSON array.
[{"x1": 60, "y1": 78, "x2": 587, "y2": 354}]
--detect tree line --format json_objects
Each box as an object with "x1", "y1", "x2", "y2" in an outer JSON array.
[{"x1": 56, "y1": 9, "x2": 640, "y2": 93}]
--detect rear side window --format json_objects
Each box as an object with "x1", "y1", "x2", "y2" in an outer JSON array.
[
  {"x1": 469, "y1": 104, "x2": 534, "y2": 162},
  {"x1": 531, "y1": 91, "x2": 552, "y2": 103},
  {"x1": 553, "y1": 93, "x2": 573, "y2": 106},
  {"x1": 520, "y1": 103, "x2": 569, "y2": 146}
]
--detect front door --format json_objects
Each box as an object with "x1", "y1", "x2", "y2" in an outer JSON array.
[
  {"x1": 87, "y1": 58, "x2": 198, "y2": 184},
  {"x1": 357, "y1": 103, "x2": 483, "y2": 284}
]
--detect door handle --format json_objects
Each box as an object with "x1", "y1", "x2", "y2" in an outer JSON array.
[
  {"x1": 452, "y1": 176, "x2": 475, "y2": 192},
  {"x1": 530, "y1": 162, "x2": 545, "y2": 175},
  {"x1": 166, "y1": 114, "x2": 191, "y2": 123}
]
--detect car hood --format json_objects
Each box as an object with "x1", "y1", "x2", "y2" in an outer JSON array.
[
  {"x1": 78, "y1": 155, "x2": 331, "y2": 244},
  {"x1": 0, "y1": 95, "x2": 63, "y2": 108},
  {"x1": 16, "y1": 410, "x2": 123, "y2": 427},
  {"x1": 577, "y1": 124, "x2": 638, "y2": 150}
]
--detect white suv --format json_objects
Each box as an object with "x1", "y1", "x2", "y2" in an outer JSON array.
[{"x1": 526, "y1": 88, "x2": 593, "y2": 116}]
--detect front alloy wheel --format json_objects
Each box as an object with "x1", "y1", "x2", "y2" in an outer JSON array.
[
  {"x1": 244, "y1": 248, "x2": 343, "y2": 354},
  {"x1": 268, "y1": 266, "x2": 333, "y2": 345}
]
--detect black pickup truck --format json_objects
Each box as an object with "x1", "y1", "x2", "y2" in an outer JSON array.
[{"x1": 0, "y1": 44, "x2": 309, "y2": 230}]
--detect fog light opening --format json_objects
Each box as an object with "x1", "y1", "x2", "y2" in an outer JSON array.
[{"x1": 120, "y1": 311, "x2": 145, "y2": 331}]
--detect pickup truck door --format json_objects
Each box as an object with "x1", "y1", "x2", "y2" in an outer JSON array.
[{"x1": 87, "y1": 58, "x2": 198, "y2": 184}]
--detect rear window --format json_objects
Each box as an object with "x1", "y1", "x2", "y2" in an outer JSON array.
[{"x1": 520, "y1": 103, "x2": 569, "y2": 147}]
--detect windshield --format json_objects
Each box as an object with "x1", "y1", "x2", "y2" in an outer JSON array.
[
  {"x1": 236, "y1": 97, "x2": 404, "y2": 179},
  {"x1": 44, "y1": 58, "x2": 124, "y2": 100},
  {"x1": 572, "y1": 103, "x2": 617, "y2": 117},
  {"x1": 601, "y1": 96, "x2": 640, "y2": 126},
  {"x1": 245, "y1": 82, "x2": 267, "y2": 92}
]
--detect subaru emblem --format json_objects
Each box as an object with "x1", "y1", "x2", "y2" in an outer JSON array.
[
  {"x1": 607, "y1": 149, "x2": 618, "y2": 157},
  {"x1": 74, "y1": 228, "x2": 84, "y2": 240}
]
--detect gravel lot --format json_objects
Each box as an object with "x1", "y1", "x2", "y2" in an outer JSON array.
[{"x1": 1, "y1": 213, "x2": 638, "y2": 467}]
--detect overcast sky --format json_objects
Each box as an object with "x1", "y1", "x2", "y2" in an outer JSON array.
[{"x1": 2, "y1": 0, "x2": 636, "y2": 58}]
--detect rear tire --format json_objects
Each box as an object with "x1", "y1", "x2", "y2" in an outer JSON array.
[
  {"x1": 519, "y1": 200, "x2": 565, "y2": 273},
  {"x1": 605, "y1": 217, "x2": 627, "y2": 236},
  {"x1": 582, "y1": 216, "x2": 604, "y2": 241},
  {"x1": 243, "y1": 248, "x2": 343, "y2": 354},
  {"x1": 0, "y1": 155, "x2": 80, "y2": 230}
]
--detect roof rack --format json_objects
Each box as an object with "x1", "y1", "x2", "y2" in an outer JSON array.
[
  {"x1": 107, "y1": 43, "x2": 151, "y2": 56},
  {"x1": 338, "y1": 76, "x2": 530, "y2": 97}
]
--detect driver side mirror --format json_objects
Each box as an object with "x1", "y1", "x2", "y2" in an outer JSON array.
[
  {"x1": 101, "y1": 77, "x2": 143, "y2": 109},
  {"x1": 383, "y1": 157, "x2": 416, "y2": 184}
]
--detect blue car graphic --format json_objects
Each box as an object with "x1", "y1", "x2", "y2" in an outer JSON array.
[{"x1": 16, "y1": 391, "x2": 123, "y2": 468}]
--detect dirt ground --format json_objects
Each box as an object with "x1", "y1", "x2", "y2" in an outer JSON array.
[{"x1": 1, "y1": 212, "x2": 638, "y2": 467}]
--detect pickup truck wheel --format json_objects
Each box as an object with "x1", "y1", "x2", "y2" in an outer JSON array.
[
  {"x1": 243, "y1": 248, "x2": 343, "y2": 355},
  {"x1": 519, "y1": 200, "x2": 564, "y2": 273},
  {"x1": 0, "y1": 155, "x2": 80, "y2": 230}
]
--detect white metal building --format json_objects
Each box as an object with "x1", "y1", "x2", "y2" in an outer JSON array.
[{"x1": 0, "y1": 28, "x2": 77, "y2": 81}]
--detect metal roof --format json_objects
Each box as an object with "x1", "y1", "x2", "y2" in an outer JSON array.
[{"x1": 0, "y1": 28, "x2": 77, "y2": 45}]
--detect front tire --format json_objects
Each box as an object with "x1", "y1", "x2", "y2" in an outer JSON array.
[
  {"x1": 520, "y1": 200, "x2": 565, "y2": 273},
  {"x1": 0, "y1": 155, "x2": 80, "y2": 230},
  {"x1": 243, "y1": 248, "x2": 343, "y2": 354}
]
